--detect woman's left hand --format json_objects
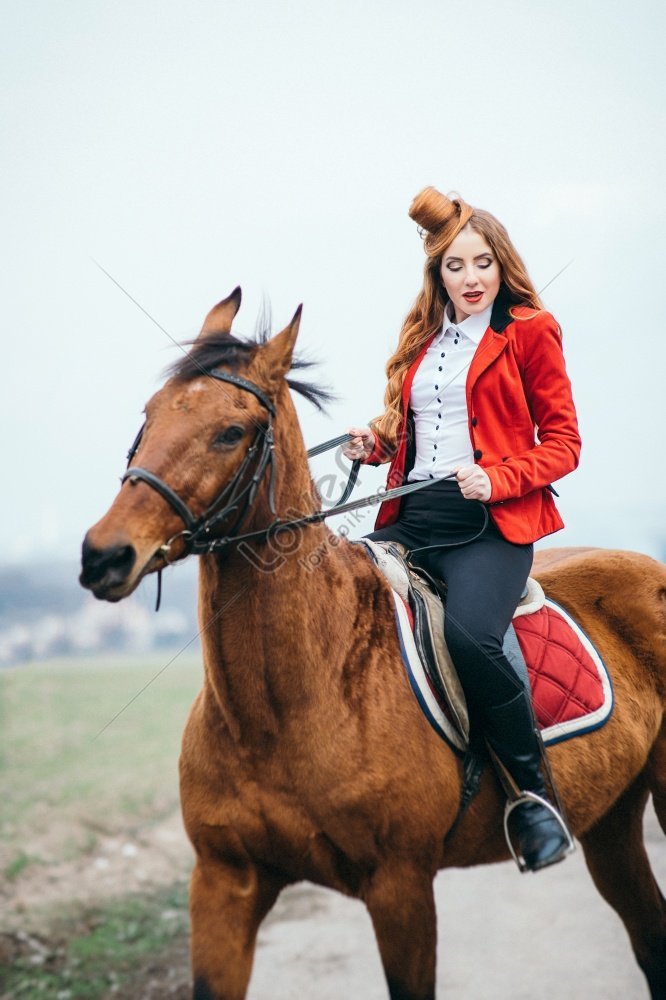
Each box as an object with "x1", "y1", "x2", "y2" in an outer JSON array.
[{"x1": 455, "y1": 464, "x2": 492, "y2": 502}]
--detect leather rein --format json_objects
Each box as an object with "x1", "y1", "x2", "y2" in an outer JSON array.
[{"x1": 122, "y1": 368, "x2": 488, "y2": 606}]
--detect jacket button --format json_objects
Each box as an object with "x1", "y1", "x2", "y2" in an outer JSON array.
[
  {"x1": 471, "y1": 416, "x2": 478, "y2": 427},
  {"x1": 473, "y1": 449, "x2": 483, "y2": 460}
]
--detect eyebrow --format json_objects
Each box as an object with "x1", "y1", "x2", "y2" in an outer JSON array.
[{"x1": 444, "y1": 252, "x2": 494, "y2": 262}]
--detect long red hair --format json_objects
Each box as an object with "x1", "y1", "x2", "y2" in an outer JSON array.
[{"x1": 369, "y1": 186, "x2": 545, "y2": 453}]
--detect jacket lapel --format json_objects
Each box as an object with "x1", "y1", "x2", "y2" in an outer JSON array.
[{"x1": 466, "y1": 328, "x2": 507, "y2": 395}]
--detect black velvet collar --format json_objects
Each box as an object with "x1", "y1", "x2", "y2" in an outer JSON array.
[{"x1": 489, "y1": 282, "x2": 516, "y2": 334}]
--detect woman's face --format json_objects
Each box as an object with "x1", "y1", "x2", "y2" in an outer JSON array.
[{"x1": 440, "y1": 227, "x2": 501, "y2": 324}]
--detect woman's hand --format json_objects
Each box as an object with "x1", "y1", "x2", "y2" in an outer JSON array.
[
  {"x1": 343, "y1": 426, "x2": 376, "y2": 461},
  {"x1": 455, "y1": 464, "x2": 492, "y2": 502}
]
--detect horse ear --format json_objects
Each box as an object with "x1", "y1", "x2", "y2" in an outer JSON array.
[
  {"x1": 255, "y1": 304, "x2": 302, "y2": 387},
  {"x1": 199, "y1": 286, "x2": 242, "y2": 338}
]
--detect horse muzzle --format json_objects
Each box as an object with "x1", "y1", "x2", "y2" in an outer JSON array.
[{"x1": 79, "y1": 534, "x2": 138, "y2": 601}]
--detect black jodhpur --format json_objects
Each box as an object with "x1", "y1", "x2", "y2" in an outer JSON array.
[
  {"x1": 364, "y1": 477, "x2": 571, "y2": 871},
  {"x1": 365, "y1": 477, "x2": 532, "y2": 725}
]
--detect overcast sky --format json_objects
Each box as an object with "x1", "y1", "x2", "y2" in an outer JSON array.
[{"x1": 2, "y1": 0, "x2": 665, "y2": 565}]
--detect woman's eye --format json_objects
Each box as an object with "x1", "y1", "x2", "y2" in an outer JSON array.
[
  {"x1": 447, "y1": 260, "x2": 493, "y2": 271},
  {"x1": 213, "y1": 426, "x2": 245, "y2": 447}
]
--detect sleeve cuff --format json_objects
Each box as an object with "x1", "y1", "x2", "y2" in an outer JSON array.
[{"x1": 362, "y1": 434, "x2": 394, "y2": 466}]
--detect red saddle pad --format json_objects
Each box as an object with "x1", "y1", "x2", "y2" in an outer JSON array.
[{"x1": 513, "y1": 598, "x2": 613, "y2": 744}]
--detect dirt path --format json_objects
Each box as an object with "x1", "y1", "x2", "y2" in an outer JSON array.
[
  {"x1": 251, "y1": 802, "x2": 665, "y2": 999},
  {"x1": 3, "y1": 802, "x2": 664, "y2": 997}
]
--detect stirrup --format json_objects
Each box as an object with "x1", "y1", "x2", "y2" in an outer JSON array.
[{"x1": 503, "y1": 791, "x2": 576, "y2": 873}]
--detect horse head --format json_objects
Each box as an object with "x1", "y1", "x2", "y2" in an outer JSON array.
[{"x1": 80, "y1": 287, "x2": 309, "y2": 602}]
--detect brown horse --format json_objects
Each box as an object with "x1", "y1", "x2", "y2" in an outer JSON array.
[{"x1": 80, "y1": 290, "x2": 666, "y2": 1000}]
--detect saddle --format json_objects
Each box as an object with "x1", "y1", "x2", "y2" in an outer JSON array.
[{"x1": 356, "y1": 538, "x2": 613, "y2": 755}]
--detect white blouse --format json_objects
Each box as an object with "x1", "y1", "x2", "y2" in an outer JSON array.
[{"x1": 408, "y1": 299, "x2": 493, "y2": 482}]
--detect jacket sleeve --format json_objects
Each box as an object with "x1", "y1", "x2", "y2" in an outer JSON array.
[
  {"x1": 361, "y1": 430, "x2": 395, "y2": 467},
  {"x1": 485, "y1": 314, "x2": 582, "y2": 503}
]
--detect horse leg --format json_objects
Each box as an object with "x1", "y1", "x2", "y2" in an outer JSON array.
[
  {"x1": 648, "y1": 718, "x2": 666, "y2": 837},
  {"x1": 189, "y1": 838, "x2": 285, "y2": 1000},
  {"x1": 363, "y1": 865, "x2": 437, "y2": 1000},
  {"x1": 580, "y1": 773, "x2": 666, "y2": 999}
]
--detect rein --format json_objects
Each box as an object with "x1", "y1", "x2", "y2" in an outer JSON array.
[{"x1": 122, "y1": 368, "x2": 488, "y2": 607}]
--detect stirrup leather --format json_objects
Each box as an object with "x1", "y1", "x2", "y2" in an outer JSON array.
[{"x1": 503, "y1": 791, "x2": 576, "y2": 873}]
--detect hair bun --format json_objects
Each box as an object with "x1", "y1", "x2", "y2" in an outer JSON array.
[
  {"x1": 408, "y1": 186, "x2": 458, "y2": 233},
  {"x1": 408, "y1": 185, "x2": 475, "y2": 255}
]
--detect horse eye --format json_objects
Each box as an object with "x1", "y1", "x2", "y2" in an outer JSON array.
[{"x1": 213, "y1": 426, "x2": 245, "y2": 447}]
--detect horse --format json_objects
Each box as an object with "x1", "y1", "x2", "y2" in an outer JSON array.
[{"x1": 80, "y1": 289, "x2": 666, "y2": 1000}]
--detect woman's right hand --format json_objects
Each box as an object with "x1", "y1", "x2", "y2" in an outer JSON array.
[{"x1": 343, "y1": 426, "x2": 376, "y2": 461}]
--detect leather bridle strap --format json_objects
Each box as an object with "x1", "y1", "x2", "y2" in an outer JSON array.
[
  {"x1": 206, "y1": 472, "x2": 456, "y2": 551},
  {"x1": 121, "y1": 382, "x2": 365, "y2": 559},
  {"x1": 124, "y1": 466, "x2": 199, "y2": 532},
  {"x1": 121, "y1": 369, "x2": 278, "y2": 561},
  {"x1": 207, "y1": 369, "x2": 277, "y2": 416},
  {"x1": 306, "y1": 432, "x2": 355, "y2": 458},
  {"x1": 120, "y1": 369, "x2": 486, "y2": 567}
]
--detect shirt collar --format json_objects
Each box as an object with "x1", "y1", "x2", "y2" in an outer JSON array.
[{"x1": 441, "y1": 297, "x2": 494, "y2": 345}]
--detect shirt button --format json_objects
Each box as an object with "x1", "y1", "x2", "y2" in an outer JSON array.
[
  {"x1": 434, "y1": 444, "x2": 437, "y2": 449},
  {"x1": 429, "y1": 473, "x2": 434, "y2": 478},
  {"x1": 432, "y1": 457, "x2": 436, "y2": 462},
  {"x1": 437, "y1": 397, "x2": 441, "y2": 403},
  {"x1": 471, "y1": 416, "x2": 478, "y2": 427},
  {"x1": 438, "y1": 413, "x2": 442, "y2": 419},
  {"x1": 435, "y1": 424, "x2": 439, "y2": 430},
  {"x1": 435, "y1": 384, "x2": 439, "y2": 389},
  {"x1": 473, "y1": 449, "x2": 483, "y2": 460},
  {"x1": 440, "y1": 352, "x2": 445, "y2": 357},
  {"x1": 438, "y1": 366, "x2": 442, "y2": 371}
]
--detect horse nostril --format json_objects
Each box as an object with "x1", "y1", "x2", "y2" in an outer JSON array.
[
  {"x1": 105, "y1": 545, "x2": 136, "y2": 576},
  {"x1": 80, "y1": 538, "x2": 137, "y2": 587}
]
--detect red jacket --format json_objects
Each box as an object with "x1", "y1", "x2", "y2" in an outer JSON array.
[{"x1": 362, "y1": 296, "x2": 581, "y2": 544}]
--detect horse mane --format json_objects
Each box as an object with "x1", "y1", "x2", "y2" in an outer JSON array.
[{"x1": 164, "y1": 308, "x2": 337, "y2": 413}]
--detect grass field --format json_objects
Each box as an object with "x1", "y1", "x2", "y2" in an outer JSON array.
[
  {"x1": 0, "y1": 653, "x2": 202, "y2": 872},
  {"x1": 1, "y1": 882, "x2": 190, "y2": 999},
  {"x1": 0, "y1": 653, "x2": 204, "y2": 998}
]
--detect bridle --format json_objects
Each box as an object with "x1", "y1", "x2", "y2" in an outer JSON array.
[
  {"x1": 122, "y1": 367, "x2": 424, "y2": 563},
  {"x1": 122, "y1": 368, "x2": 488, "y2": 607},
  {"x1": 123, "y1": 370, "x2": 282, "y2": 561}
]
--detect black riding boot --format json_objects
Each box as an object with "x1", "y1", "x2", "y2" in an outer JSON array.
[{"x1": 484, "y1": 688, "x2": 571, "y2": 872}]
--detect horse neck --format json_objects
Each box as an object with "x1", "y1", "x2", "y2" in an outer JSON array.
[{"x1": 197, "y1": 392, "x2": 363, "y2": 744}]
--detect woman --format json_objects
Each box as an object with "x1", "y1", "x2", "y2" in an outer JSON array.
[{"x1": 343, "y1": 186, "x2": 581, "y2": 872}]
